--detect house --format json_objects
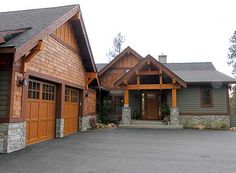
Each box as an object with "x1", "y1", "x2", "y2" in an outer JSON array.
[
  {"x1": 0, "y1": 5, "x2": 99, "y2": 153},
  {"x1": 97, "y1": 46, "x2": 236, "y2": 128}
]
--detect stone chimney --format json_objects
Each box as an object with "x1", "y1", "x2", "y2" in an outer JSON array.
[{"x1": 158, "y1": 55, "x2": 167, "y2": 63}]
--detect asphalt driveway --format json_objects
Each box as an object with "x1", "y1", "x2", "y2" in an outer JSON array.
[{"x1": 1, "y1": 128, "x2": 236, "y2": 173}]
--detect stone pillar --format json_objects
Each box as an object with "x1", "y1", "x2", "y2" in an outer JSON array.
[
  {"x1": 79, "y1": 115, "x2": 97, "y2": 131},
  {"x1": 170, "y1": 107, "x2": 179, "y2": 125},
  {"x1": 56, "y1": 118, "x2": 64, "y2": 138},
  {"x1": 121, "y1": 107, "x2": 131, "y2": 125},
  {"x1": 0, "y1": 122, "x2": 26, "y2": 153}
]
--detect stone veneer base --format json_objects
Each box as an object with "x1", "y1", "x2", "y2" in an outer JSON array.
[
  {"x1": 170, "y1": 107, "x2": 180, "y2": 126},
  {"x1": 56, "y1": 118, "x2": 64, "y2": 138},
  {"x1": 121, "y1": 107, "x2": 131, "y2": 125},
  {"x1": 0, "y1": 122, "x2": 26, "y2": 153},
  {"x1": 79, "y1": 115, "x2": 97, "y2": 131},
  {"x1": 180, "y1": 115, "x2": 230, "y2": 129}
]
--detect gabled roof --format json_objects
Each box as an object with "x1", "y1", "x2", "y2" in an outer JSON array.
[
  {"x1": 98, "y1": 46, "x2": 143, "y2": 76},
  {"x1": 0, "y1": 5, "x2": 96, "y2": 72},
  {"x1": 97, "y1": 61, "x2": 236, "y2": 84},
  {"x1": 114, "y1": 55, "x2": 187, "y2": 88}
]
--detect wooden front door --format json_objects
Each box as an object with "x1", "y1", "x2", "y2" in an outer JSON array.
[
  {"x1": 64, "y1": 88, "x2": 79, "y2": 136},
  {"x1": 143, "y1": 91, "x2": 159, "y2": 120},
  {"x1": 26, "y1": 80, "x2": 56, "y2": 145}
]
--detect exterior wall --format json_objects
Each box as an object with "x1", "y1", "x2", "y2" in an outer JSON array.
[
  {"x1": 28, "y1": 35, "x2": 86, "y2": 87},
  {"x1": 100, "y1": 53, "x2": 140, "y2": 89},
  {"x1": 0, "y1": 68, "x2": 9, "y2": 117},
  {"x1": 12, "y1": 72, "x2": 23, "y2": 118},
  {"x1": 167, "y1": 86, "x2": 228, "y2": 114},
  {"x1": 84, "y1": 89, "x2": 96, "y2": 115},
  {"x1": 180, "y1": 115, "x2": 230, "y2": 129}
]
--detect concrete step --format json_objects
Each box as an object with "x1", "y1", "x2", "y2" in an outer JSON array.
[
  {"x1": 131, "y1": 120, "x2": 165, "y2": 125},
  {"x1": 119, "y1": 124, "x2": 183, "y2": 129}
]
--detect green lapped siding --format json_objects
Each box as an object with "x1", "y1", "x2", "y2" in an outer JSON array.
[
  {"x1": 0, "y1": 69, "x2": 9, "y2": 117},
  {"x1": 167, "y1": 86, "x2": 228, "y2": 114}
]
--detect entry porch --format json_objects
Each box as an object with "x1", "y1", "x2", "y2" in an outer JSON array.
[{"x1": 113, "y1": 55, "x2": 187, "y2": 128}]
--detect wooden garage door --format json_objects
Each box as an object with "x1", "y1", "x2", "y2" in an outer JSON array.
[
  {"x1": 64, "y1": 88, "x2": 79, "y2": 136},
  {"x1": 26, "y1": 79, "x2": 56, "y2": 145}
]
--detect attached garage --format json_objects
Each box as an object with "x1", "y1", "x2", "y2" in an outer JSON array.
[
  {"x1": 0, "y1": 5, "x2": 99, "y2": 153},
  {"x1": 64, "y1": 87, "x2": 79, "y2": 136},
  {"x1": 26, "y1": 79, "x2": 56, "y2": 145}
]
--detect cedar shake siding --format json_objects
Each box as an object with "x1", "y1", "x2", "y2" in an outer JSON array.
[{"x1": 28, "y1": 35, "x2": 86, "y2": 87}]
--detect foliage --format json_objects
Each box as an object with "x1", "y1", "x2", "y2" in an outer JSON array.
[
  {"x1": 99, "y1": 96, "x2": 112, "y2": 123},
  {"x1": 228, "y1": 31, "x2": 236, "y2": 76},
  {"x1": 160, "y1": 103, "x2": 170, "y2": 115},
  {"x1": 106, "y1": 33, "x2": 125, "y2": 61}
]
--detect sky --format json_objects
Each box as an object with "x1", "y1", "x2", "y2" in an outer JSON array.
[{"x1": 1, "y1": 0, "x2": 236, "y2": 77}]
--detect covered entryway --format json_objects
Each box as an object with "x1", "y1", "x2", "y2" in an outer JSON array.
[
  {"x1": 114, "y1": 55, "x2": 187, "y2": 127},
  {"x1": 26, "y1": 79, "x2": 56, "y2": 145},
  {"x1": 64, "y1": 87, "x2": 79, "y2": 136}
]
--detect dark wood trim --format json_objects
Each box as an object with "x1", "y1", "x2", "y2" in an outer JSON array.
[
  {"x1": 28, "y1": 70, "x2": 85, "y2": 90},
  {"x1": 79, "y1": 90, "x2": 84, "y2": 116},
  {"x1": 21, "y1": 72, "x2": 29, "y2": 122},
  {"x1": 56, "y1": 84, "x2": 65, "y2": 118},
  {"x1": 200, "y1": 87, "x2": 214, "y2": 108},
  {"x1": 110, "y1": 67, "x2": 132, "y2": 70},
  {"x1": 50, "y1": 34, "x2": 79, "y2": 55},
  {"x1": 0, "y1": 47, "x2": 16, "y2": 53},
  {"x1": 180, "y1": 112, "x2": 229, "y2": 116},
  {"x1": 98, "y1": 46, "x2": 143, "y2": 76},
  {"x1": 0, "y1": 117, "x2": 26, "y2": 123}
]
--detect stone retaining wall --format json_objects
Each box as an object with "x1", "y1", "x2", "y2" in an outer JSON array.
[
  {"x1": 180, "y1": 115, "x2": 230, "y2": 129},
  {"x1": 0, "y1": 122, "x2": 26, "y2": 153}
]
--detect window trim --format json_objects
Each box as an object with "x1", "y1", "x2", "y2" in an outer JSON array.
[{"x1": 200, "y1": 87, "x2": 213, "y2": 108}]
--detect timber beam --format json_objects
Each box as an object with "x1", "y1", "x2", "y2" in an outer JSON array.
[
  {"x1": 125, "y1": 84, "x2": 181, "y2": 90},
  {"x1": 86, "y1": 72, "x2": 97, "y2": 88},
  {"x1": 21, "y1": 40, "x2": 44, "y2": 73},
  {"x1": 136, "y1": 70, "x2": 160, "y2": 76}
]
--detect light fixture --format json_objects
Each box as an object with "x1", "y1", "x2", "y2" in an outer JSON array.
[{"x1": 18, "y1": 77, "x2": 27, "y2": 87}]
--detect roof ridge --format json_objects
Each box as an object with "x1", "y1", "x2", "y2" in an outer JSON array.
[{"x1": 0, "y1": 4, "x2": 79, "y2": 14}]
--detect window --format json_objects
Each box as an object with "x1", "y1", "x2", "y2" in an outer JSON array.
[
  {"x1": 42, "y1": 83, "x2": 55, "y2": 100},
  {"x1": 71, "y1": 89, "x2": 79, "y2": 103},
  {"x1": 201, "y1": 88, "x2": 213, "y2": 107},
  {"x1": 65, "y1": 88, "x2": 79, "y2": 103},
  {"x1": 28, "y1": 80, "x2": 40, "y2": 99}
]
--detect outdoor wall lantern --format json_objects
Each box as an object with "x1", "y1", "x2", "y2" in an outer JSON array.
[{"x1": 18, "y1": 77, "x2": 28, "y2": 87}]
